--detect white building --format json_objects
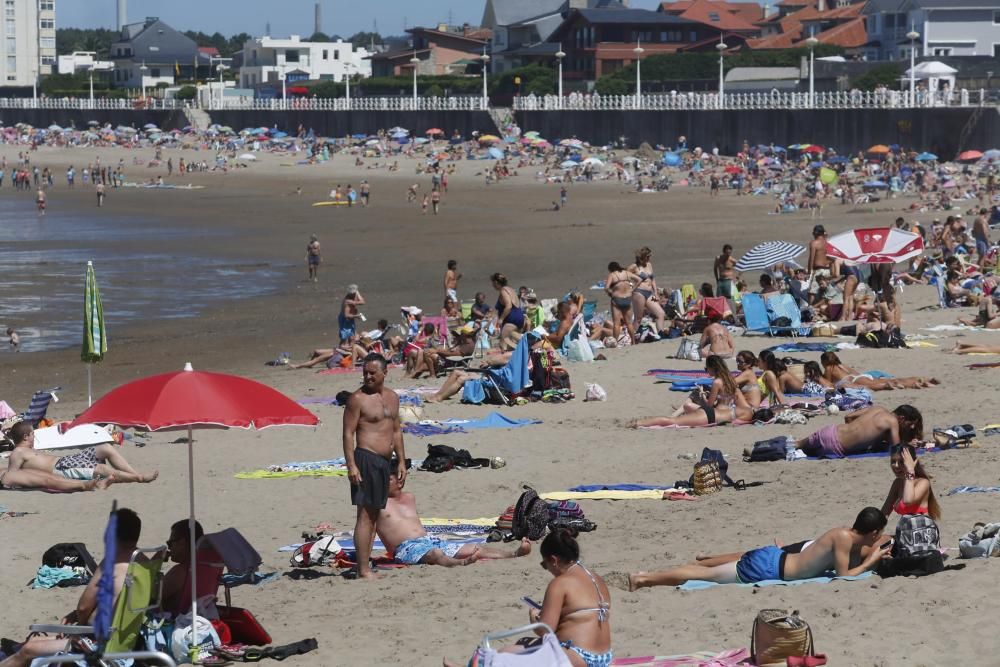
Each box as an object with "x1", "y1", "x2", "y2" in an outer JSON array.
[
  {"x1": 1, "y1": 0, "x2": 56, "y2": 86},
  {"x1": 57, "y1": 51, "x2": 113, "y2": 75},
  {"x1": 237, "y1": 35, "x2": 371, "y2": 89}
]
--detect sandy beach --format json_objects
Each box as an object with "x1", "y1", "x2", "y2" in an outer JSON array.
[{"x1": 2, "y1": 145, "x2": 1000, "y2": 665}]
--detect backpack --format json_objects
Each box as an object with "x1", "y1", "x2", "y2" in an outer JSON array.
[
  {"x1": 745, "y1": 437, "x2": 788, "y2": 462},
  {"x1": 419, "y1": 444, "x2": 488, "y2": 473},
  {"x1": 877, "y1": 515, "x2": 944, "y2": 578},
  {"x1": 530, "y1": 349, "x2": 571, "y2": 392},
  {"x1": 675, "y1": 338, "x2": 701, "y2": 361},
  {"x1": 688, "y1": 448, "x2": 737, "y2": 487},
  {"x1": 42, "y1": 543, "x2": 97, "y2": 575},
  {"x1": 856, "y1": 327, "x2": 907, "y2": 349},
  {"x1": 546, "y1": 500, "x2": 597, "y2": 533},
  {"x1": 290, "y1": 535, "x2": 341, "y2": 568},
  {"x1": 512, "y1": 486, "x2": 550, "y2": 541}
]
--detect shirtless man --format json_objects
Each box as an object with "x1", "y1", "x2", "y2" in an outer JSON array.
[
  {"x1": 3, "y1": 422, "x2": 155, "y2": 489},
  {"x1": 608, "y1": 507, "x2": 889, "y2": 591},
  {"x1": 972, "y1": 208, "x2": 991, "y2": 265},
  {"x1": 807, "y1": 224, "x2": 832, "y2": 294},
  {"x1": 377, "y1": 472, "x2": 530, "y2": 567},
  {"x1": 713, "y1": 244, "x2": 737, "y2": 298},
  {"x1": 0, "y1": 508, "x2": 144, "y2": 667},
  {"x1": 698, "y1": 314, "x2": 734, "y2": 359},
  {"x1": 342, "y1": 353, "x2": 407, "y2": 580},
  {"x1": 306, "y1": 234, "x2": 321, "y2": 282},
  {"x1": 339, "y1": 285, "x2": 366, "y2": 343},
  {"x1": 443, "y1": 259, "x2": 462, "y2": 302},
  {"x1": 794, "y1": 404, "x2": 923, "y2": 458}
]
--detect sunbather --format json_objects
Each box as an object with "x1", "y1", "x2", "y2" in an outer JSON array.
[
  {"x1": 820, "y1": 352, "x2": 939, "y2": 390},
  {"x1": 699, "y1": 314, "x2": 734, "y2": 359},
  {"x1": 377, "y1": 471, "x2": 530, "y2": 567},
  {"x1": 4, "y1": 422, "x2": 156, "y2": 486},
  {"x1": 957, "y1": 293, "x2": 1000, "y2": 329},
  {"x1": 0, "y1": 508, "x2": 144, "y2": 667},
  {"x1": 443, "y1": 528, "x2": 611, "y2": 667},
  {"x1": 758, "y1": 351, "x2": 800, "y2": 396},
  {"x1": 946, "y1": 342, "x2": 1000, "y2": 354},
  {"x1": 419, "y1": 327, "x2": 476, "y2": 377},
  {"x1": 793, "y1": 404, "x2": 923, "y2": 458},
  {"x1": 161, "y1": 519, "x2": 224, "y2": 617},
  {"x1": 880, "y1": 444, "x2": 941, "y2": 520},
  {"x1": 289, "y1": 335, "x2": 364, "y2": 370},
  {"x1": 630, "y1": 355, "x2": 754, "y2": 428},
  {"x1": 606, "y1": 507, "x2": 889, "y2": 591}
]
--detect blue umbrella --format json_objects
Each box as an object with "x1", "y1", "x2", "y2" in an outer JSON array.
[
  {"x1": 827, "y1": 156, "x2": 848, "y2": 164},
  {"x1": 663, "y1": 152, "x2": 682, "y2": 166},
  {"x1": 772, "y1": 146, "x2": 786, "y2": 153},
  {"x1": 916, "y1": 152, "x2": 937, "y2": 161},
  {"x1": 93, "y1": 502, "x2": 118, "y2": 645},
  {"x1": 863, "y1": 180, "x2": 888, "y2": 189},
  {"x1": 487, "y1": 146, "x2": 503, "y2": 160},
  {"x1": 809, "y1": 161, "x2": 823, "y2": 168},
  {"x1": 351, "y1": 133, "x2": 366, "y2": 139}
]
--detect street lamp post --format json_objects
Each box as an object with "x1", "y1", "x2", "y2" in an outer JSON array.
[
  {"x1": 906, "y1": 29, "x2": 920, "y2": 104},
  {"x1": 716, "y1": 39, "x2": 727, "y2": 109},
  {"x1": 89, "y1": 66, "x2": 96, "y2": 107},
  {"x1": 216, "y1": 64, "x2": 228, "y2": 110},
  {"x1": 410, "y1": 52, "x2": 420, "y2": 105},
  {"x1": 555, "y1": 45, "x2": 565, "y2": 109},
  {"x1": 281, "y1": 66, "x2": 287, "y2": 106},
  {"x1": 806, "y1": 36, "x2": 818, "y2": 107},
  {"x1": 344, "y1": 63, "x2": 352, "y2": 106},
  {"x1": 32, "y1": 68, "x2": 37, "y2": 105},
  {"x1": 633, "y1": 40, "x2": 644, "y2": 110},
  {"x1": 139, "y1": 62, "x2": 148, "y2": 101},
  {"x1": 480, "y1": 48, "x2": 490, "y2": 109}
]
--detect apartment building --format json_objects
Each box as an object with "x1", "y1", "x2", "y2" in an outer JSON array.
[{"x1": 1, "y1": 0, "x2": 56, "y2": 86}]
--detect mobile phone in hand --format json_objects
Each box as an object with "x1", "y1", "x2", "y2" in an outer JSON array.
[
  {"x1": 881, "y1": 538, "x2": 894, "y2": 550},
  {"x1": 522, "y1": 596, "x2": 542, "y2": 610}
]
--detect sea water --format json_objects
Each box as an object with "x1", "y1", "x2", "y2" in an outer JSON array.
[{"x1": 0, "y1": 198, "x2": 289, "y2": 352}]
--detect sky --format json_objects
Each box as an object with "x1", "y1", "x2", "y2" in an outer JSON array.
[{"x1": 59, "y1": 0, "x2": 766, "y2": 38}]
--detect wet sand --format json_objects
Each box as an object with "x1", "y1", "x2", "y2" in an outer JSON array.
[{"x1": 2, "y1": 146, "x2": 999, "y2": 665}]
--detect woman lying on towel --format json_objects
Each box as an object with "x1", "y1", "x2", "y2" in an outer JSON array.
[
  {"x1": 759, "y1": 351, "x2": 804, "y2": 395},
  {"x1": 630, "y1": 355, "x2": 754, "y2": 428},
  {"x1": 946, "y1": 342, "x2": 1000, "y2": 354},
  {"x1": 443, "y1": 528, "x2": 613, "y2": 667},
  {"x1": 820, "y1": 352, "x2": 940, "y2": 390}
]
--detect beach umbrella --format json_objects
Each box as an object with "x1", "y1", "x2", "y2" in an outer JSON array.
[
  {"x1": 560, "y1": 160, "x2": 578, "y2": 169},
  {"x1": 863, "y1": 180, "x2": 888, "y2": 189},
  {"x1": 982, "y1": 149, "x2": 1000, "y2": 161},
  {"x1": 391, "y1": 131, "x2": 408, "y2": 140},
  {"x1": 365, "y1": 139, "x2": 380, "y2": 146},
  {"x1": 915, "y1": 152, "x2": 937, "y2": 161},
  {"x1": 82, "y1": 261, "x2": 107, "y2": 407},
  {"x1": 478, "y1": 134, "x2": 501, "y2": 144},
  {"x1": 724, "y1": 165, "x2": 742, "y2": 174},
  {"x1": 867, "y1": 144, "x2": 890, "y2": 154},
  {"x1": 559, "y1": 138, "x2": 583, "y2": 148},
  {"x1": 389, "y1": 126, "x2": 408, "y2": 134},
  {"x1": 93, "y1": 501, "x2": 118, "y2": 647},
  {"x1": 808, "y1": 161, "x2": 823, "y2": 169},
  {"x1": 581, "y1": 157, "x2": 603, "y2": 167},
  {"x1": 826, "y1": 227, "x2": 924, "y2": 265},
  {"x1": 819, "y1": 167, "x2": 838, "y2": 185},
  {"x1": 802, "y1": 145, "x2": 824, "y2": 154},
  {"x1": 826, "y1": 156, "x2": 848, "y2": 164},
  {"x1": 662, "y1": 152, "x2": 682, "y2": 167},
  {"x1": 734, "y1": 241, "x2": 806, "y2": 272},
  {"x1": 958, "y1": 150, "x2": 983, "y2": 162},
  {"x1": 487, "y1": 146, "x2": 504, "y2": 159},
  {"x1": 70, "y1": 363, "x2": 319, "y2": 627},
  {"x1": 942, "y1": 179, "x2": 957, "y2": 189},
  {"x1": 524, "y1": 131, "x2": 541, "y2": 138},
  {"x1": 425, "y1": 128, "x2": 443, "y2": 136}
]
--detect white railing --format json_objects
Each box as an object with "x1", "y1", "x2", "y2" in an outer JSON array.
[
  {"x1": 0, "y1": 97, "x2": 184, "y2": 110},
  {"x1": 211, "y1": 96, "x2": 488, "y2": 111},
  {"x1": 513, "y1": 89, "x2": 991, "y2": 111}
]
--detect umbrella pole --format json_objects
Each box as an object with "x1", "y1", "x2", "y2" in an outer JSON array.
[
  {"x1": 187, "y1": 425, "x2": 198, "y2": 629},
  {"x1": 87, "y1": 365, "x2": 92, "y2": 407}
]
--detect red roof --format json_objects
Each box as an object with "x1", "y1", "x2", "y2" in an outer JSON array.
[
  {"x1": 198, "y1": 46, "x2": 220, "y2": 57},
  {"x1": 672, "y1": 0, "x2": 761, "y2": 32},
  {"x1": 794, "y1": 16, "x2": 867, "y2": 48},
  {"x1": 749, "y1": 0, "x2": 866, "y2": 50}
]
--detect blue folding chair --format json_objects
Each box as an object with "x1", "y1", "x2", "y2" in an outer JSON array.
[{"x1": 741, "y1": 294, "x2": 771, "y2": 335}]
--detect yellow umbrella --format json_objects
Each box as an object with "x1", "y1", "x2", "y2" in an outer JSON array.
[
  {"x1": 478, "y1": 135, "x2": 501, "y2": 144},
  {"x1": 819, "y1": 167, "x2": 838, "y2": 185}
]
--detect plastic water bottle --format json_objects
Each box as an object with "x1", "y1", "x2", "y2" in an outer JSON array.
[{"x1": 785, "y1": 437, "x2": 797, "y2": 461}]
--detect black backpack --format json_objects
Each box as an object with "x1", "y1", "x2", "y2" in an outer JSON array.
[
  {"x1": 419, "y1": 444, "x2": 488, "y2": 473},
  {"x1": 856, "y1": 327, "x2": 907, "y2": 349},
  {"x1": 745, "y1": 437, "x2": 788, "y2": 462},
  {"x1": 512, "y1": 486, "x2": 550, "y2": 540},
  {"x1": 42, "y1": 543, "x2": 97, "y2": 575}
]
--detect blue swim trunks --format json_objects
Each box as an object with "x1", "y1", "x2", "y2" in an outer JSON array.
[
  {"x1": 736, "y1": 545, "x2": 786, "y2": 583},
  {"x1": 393, "y1": 536, "x2": 464, "y2": 565}
]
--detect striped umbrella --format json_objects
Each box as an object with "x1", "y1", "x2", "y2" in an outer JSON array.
[
  {"x1": 735, "y1": 241, "x2": 806, "y2": 272},
  {"x1": 83, "y1": 260, "x2": 107, "y2": 406}
]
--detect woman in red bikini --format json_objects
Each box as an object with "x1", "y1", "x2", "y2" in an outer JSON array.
[{"x1": 880, "y1": 444, "x2": 941, "y2": 520}]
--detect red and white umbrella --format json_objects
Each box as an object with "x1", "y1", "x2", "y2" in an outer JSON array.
[
  {"x1": 826, "y1": 227, "x2": 924, "y2": 265},
  {"x1": 71, "y1": 363, "x2": 318, "y2": 625}
]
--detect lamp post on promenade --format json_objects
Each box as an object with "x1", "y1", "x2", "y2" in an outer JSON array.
[
  {"x1": 716, "y1": 39, "x2": 728, "y2": 109},
  {"x1": 633, "y1": 40, "x2": 644, "y2": 110},
  {"x1": 555, "y1": 45, "x2": 565, "y2": 109},
  {"x1": 806, "y1": 35, "x2": 818, "y2": 107}
]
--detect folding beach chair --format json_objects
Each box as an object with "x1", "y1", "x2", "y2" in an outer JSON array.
[
  {"x1": 468, "y1": 624, "x2": 572, "y2": 667},
  {"x1": 201, "y1": 528, "x2": 273, "y2": 646},
  {"x1": 581, "y1": 300, "x2": 597, "y2": 324},
  {"x1": 767, "y1": 293, "x2": 810, "y2": 336},
  {"x1": 29, "y1": 546, "x2": 173, "y2": 667},
  {"x1": 461, "y1": 301, "x2": 474, "y2": 320},
  {"x1": 461, "y1": 336, "x2": 532, "y2": 405},
  {"x1": 20, "y1": 387, "x2": 61, "y2": 427}
]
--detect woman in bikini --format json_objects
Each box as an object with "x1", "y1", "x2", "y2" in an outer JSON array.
[
  {"x1": 630, "y1": 355, "x2": 753, "y2": 428},
  {"x1": 757, "y1": 351, "x2": 799, "y2": 397},
  {"x1": 735, "y1": 351, "x2": 787, "y2": 408},
  {"x1": 492, "y1": 272, "x2": 526, "y2": 351},
  {"x1": 880, "y1": 444, "x2": 941, "y2": 521},
  {"x1": 801, "y1": 361, "x2": 835, "y2": 395},
  {"x1": 820, "y1": 351, "x2": 939, "y2": 390},
  {"x1": 605, "y1": 262, "x2": 640, "y2": 345},
  {"x1": 629, "y1": 247, "x2": 666, "y2": 333},
  {"x1": 957, "y1": 293, "x2": 1000, "y2": 329},
  {"x1": 440, "y1": 297, "x2": 463, "y2": 330}
]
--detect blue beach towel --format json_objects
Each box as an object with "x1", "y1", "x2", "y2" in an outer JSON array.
[
  {"x1": 946, "y1": 486, "x2": 1000, "y2": 496},
  {"x1": 441, "y1": 412, "x2": 541, "y2": 429},
  {"x1": 462, "y1": 336, "x2": 533, "y2": 404},
  {"x1": 402, "y1": 423, "x2": 467, "y2": 437},
  {"x1": 677, "y1": 570, "x2": 872, "y2": 590}
]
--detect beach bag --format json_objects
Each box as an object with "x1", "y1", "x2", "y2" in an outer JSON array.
[
  {"x1": 750, "y1": 609, "x2": 815, "y2": 667},
  {"x1": 675, "y1": 338, "x2": 700, "y2": 361},
  {"x1": 512, "y1": 486, "x2": 550, "y2": 541},
  {"x1": 42, "y1": 543, "x2": 97, "y2": 576},
  {"x1": 546, "y1": 500, "x2": 585, "y2": 522},
  {"x1": 745, "y1": 437, "x2": 787, "y2": 462},
  {"x1": 171, "y1": 613, "x2": 220, "y2": 664},
  {"x1": 584, "y1": 383, "x2": 607, "y2": 402},
  {"x1": 878, "y1": 515, "x2": 943, "y2": 578},
  {"x1": 398, "y1": 404, "x2": 424, "y2": 424},
  {"x1": 567, "y1": 337, "x2": 594, "y2": 362},
  {"x1": 856, "y1": 328, "x2": 907, "y2": 349},
  {"x1": 217, "y1": 605, "x2": 272, "y2": 646},
  {"x1": 290, "y1": 535, "x2": 341, "y2": 568},
  {"x1": 691, "y1": 460, "x2": 722, "y2": 496},
  {"x1": 420, "y1": 444, "x2": 488, "y2": 473}
]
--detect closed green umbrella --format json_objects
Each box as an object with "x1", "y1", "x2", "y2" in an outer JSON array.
[{"x1": 82, "y1": 260, "x2": 107, "y2": 406}]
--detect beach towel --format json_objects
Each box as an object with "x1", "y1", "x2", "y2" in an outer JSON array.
[
  {"x1": 462, "y1": 337, "x2": 533, "y2": 404},
  {"x1": 640, "y1": 419, "x2": 768, "y2": 430},
  {"x1": 763, "y1": 342, "x2": 853, "y2": 354},
  {"x1": 316, "y1": 366, "x2": 361, "y2": 375},
  {"x1": 677, "y1": 570, "x2": 872, "y2": 590},
  {"x1": 235, "y1": 458, "x2": 348, "y2": 479},
  {"x1": 440, "y1": 412, "x2": 541, "y2": 429},
  {"x1": 402, "y1": 423, "x2": 467, "y2": 437},
  {"x1": 540, "y1": 489, "x2": 678, "y2": 501},
  {"x1": 32, "y1": 565, "x2": 88, "y2": 589},
  {"x1": 569, "y1": 484, "x2": 674, "y2": 492},
  {"x1": 611, "y1": 649, "x2": 749, "y2": 667},
  {"x1": 645, "y1": 369, "x2": 708, "y2": 377},
  {"x1": 946, "y1": 486, "x2": 1000, "y2": 496}
]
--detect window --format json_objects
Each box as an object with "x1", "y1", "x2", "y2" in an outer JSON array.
[
  {"x1": 5, "y1": 21, "x2": 13, "y2": 35},
  {"x1": 39, "y1": 0, "x2": 54, "y2": 9},
  {"x1": 39, "y1": 19, "x2": 53, "y2": 29},
  {"x1": 689, "y1": 30, "x2": 698, "y2": 42},
  {"x1": 932, "y1": 47, "x2": 952, "y2": 57},
  {"x1": 994, "y1": 10, "x2": 1000, "y2": 25},
  {"x1": 40, "y1": 37, "x2": 54, "y2": 48},
  {"x1": 41, "y1": 55, "x2": 54, "y2": 64},
  {"x1": 6, "y1": 37, "x2": 14, "y2": 54},
  {"x1": 6, "y1": 75, "x2": 14, "y2": 80},
  {"x1": 285, "y1": 49, "x2": 299, "y2": 62},
  {"x1": 322, "y1": 49, "x2": 328, "y2": 59},
  {"x1": 995, "y1": 44, "x2": 1000, "y2": 58},
  {"x1": 333, "y1": 49, "x2": 339, "y2": 59},
  {"x1": 708, "y1": 12, "x2": 720, "y2": 22}
]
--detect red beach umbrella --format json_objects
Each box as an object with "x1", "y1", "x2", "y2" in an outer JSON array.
[
  {"x1": 71, "y1": 363, "x2": 318, "y2": 625},
  {"x1": 425, "y1": 128, "x2": 444, "y2": 135},
  {"x1": 724, "y1": 165, "x2": 742, "y2": 174},
  {"x1": 825, "y1": 227, "x2": 924, "y2": 265},
  {"x1": 802, "y1": 145, "x2": 824, "y2": 154},
  {"x1": 957, "y1": 150, "x2": 983, "y2": 162}
]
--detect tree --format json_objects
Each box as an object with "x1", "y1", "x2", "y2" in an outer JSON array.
[
  {"x1": 851, "y1": 63, "x2": 903, "y2": 91},
  {"x1": 491, "y1": 64, "x2": 556, "y2": 96},
  {"x1": 348, "y1": 31, "x2": 382, "y2": 49},
  {"x1": 309, "y1": 31, "x2": 331, "y2": 42},
  {"x1": 175, "y1": 85, "x2": 198, "y2": 100}
]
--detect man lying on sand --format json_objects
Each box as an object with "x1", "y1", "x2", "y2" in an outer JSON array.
[
  {"x1": 377, "y1": 471, "x2": 531, "y2": 567},
  {"x1": 793, "y1": 404, "x2": 922, "y2": 458},
  {"x1": 606, "y1": 507, "x2": 888, "y2": 591},
  {"x1": 2, "y1": 422, "x2": 157, "y2": 489}
]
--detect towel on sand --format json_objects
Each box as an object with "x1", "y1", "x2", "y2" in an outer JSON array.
[
  {"x1": 541, "y1": 489, "x2": 677, "y2": 501},
  {"x1": 440, "y1": 412, "x2": 541, "y2": 429},
  {"x1": 403, "y1": 423, "x2": 467, "y2": 437},
  {"x1": 612, "y1": 648, "x2": 748, "y2": 666},
  {"x1": 570, "y1": 484, "x2": 674, "y2": 492},
  {"x1": 677, "y1": 570, "x2": 872, "y2": 590},
  {"x1": 236, "y1": 458, "x2": 348, "y2": 479},
  {"x1": 32, "y1": 565, "x2": 88, "y2": 589}
]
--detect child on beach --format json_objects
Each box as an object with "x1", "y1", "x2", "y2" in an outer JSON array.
[
  {"x1": 421, "y1": 194, "x2": 429, "y2": 215},
  {"x1": 7, "y1": 327, "x2": 19, "y2": 352}
]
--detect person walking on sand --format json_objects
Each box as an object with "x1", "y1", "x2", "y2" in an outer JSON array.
[
  {"x1": 444, "y1": 260, "x2": 462, "y2": 302},
  {"x1": 35, "y1": 187, "x2": 45, "y2": 215},
  {"x1": 421, "y1": 194, "x2": 429, "y2": 215},
  {"x1": 96, "y1": 182, "x2": 105, "y2": 207},
  {"x1": 306, "y1": 234, "x2": 322, "y2": 282},
  {"x1": 360, "y1": 180, "x2": 370, "y2": 207},
  {"x1": 342, "y1": 353, "x2": 407, "y2": 581},
  {"x1": 714, "y1": 244, "x2": 736, "y2": 298},
  {"x1": 431, "y1": 188, "x2": 441, "y2": 215},
  {"x1": 560, "y1": 185, "x2": 567, "y2": 208}
]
